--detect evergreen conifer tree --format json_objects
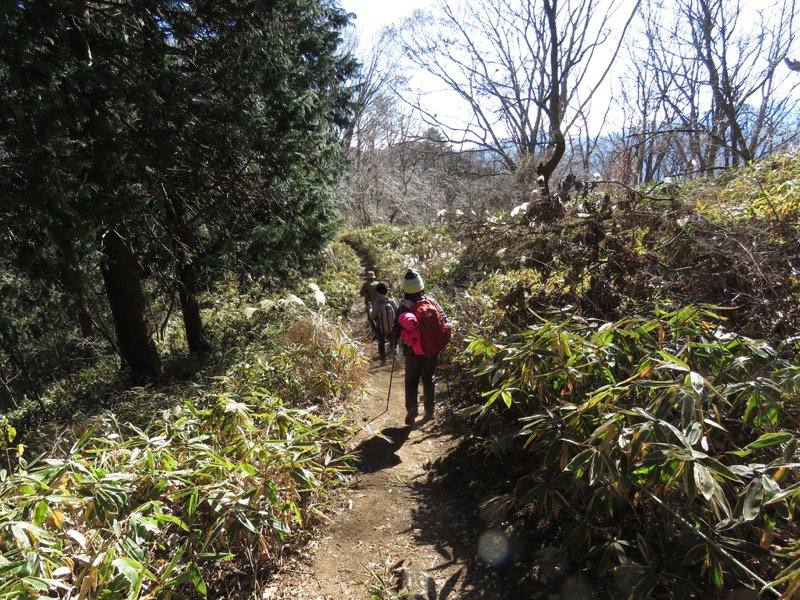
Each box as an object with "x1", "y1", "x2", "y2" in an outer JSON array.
[{"x1": 0, "y1": 0, "x2": 355, "y2": 382}]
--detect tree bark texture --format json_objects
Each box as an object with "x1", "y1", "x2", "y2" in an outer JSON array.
[
  {"x1": 101, "y1": 226, "x2": 164, "y2": 383},
  {"x1": 177, "y1": 263, "x2": 213, "y2": 354},
  {"x1": 163, "y1": 192, "x2": 214, "y2": 354},
  {"x1": 536, "y1": 0, "x2": 566, "y2": 197},
  {"x1": 77, "y1": 309, "x2": 95, "y2": 339}
]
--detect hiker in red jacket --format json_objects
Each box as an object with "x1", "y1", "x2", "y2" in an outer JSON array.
[{"x1": 394, "y1": 268, "x2": 451, "y2": 426}]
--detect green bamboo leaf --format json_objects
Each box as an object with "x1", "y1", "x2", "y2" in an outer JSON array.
[
  {"x1": 708, "y1": 555, "x2": 724, "y2": 588},
  {"x1": 21, "y1": 576, "x2": 57, "y2": 591},
  {"x1": 659, "y1": 419, "x2": 692, "y2": 450},
  {"x1": 761, "y1": 474, "x2": 781, "y2": 499},
  {"x1": 292, "y1": 467, "x2": 316, "y2": 491},
  {"x1": 0, "y1": 559, "x2": 20, "y2": 577},
  {"x1": 189, "y1": 562, "x2": 207, "y2": 595},
  {"x1": 195, "y1": 552, "x2": 235, "y2": 562},
  {"x1": 591, "y1": 322, "x2": 614, "y2": 345},
  {"x1": 693, "y1": 463, "x2": 716, "y2": 501},
  {"x1": 70, "y1": 426, "x2": 95, "y2": 454},
  {"x1": 240, "y1": 463, "x2": 257, "y2": 477},
  {"x1": 32, "y1": 502, "x2": 48, "y2": 527},
  {"x1": 630, "y1": 570, "x2": 657, "y2": 597},
  {"x1": 699, "y1": 457, "x2": 741, "y2": 482},
  {"x1": 233, "y1": 511, "x2": 259, "y2": 535},
  {"x1": 160, "y1": 544, "x2": 186, "y2": 582},
  {"x1": 686, "y1": 371, "x2": 704, "y2": 394},
  {"x1": 783, "y1": 438, "x2": 798, "y2": 462},
  {"x1": 686, "y1": 422, "x2": 702, "y2": 446},
  {"x1": 11, "y1": 524, "x2": 29, "y2": 547},
  {"x1": 777, "y1": 554, "x2": 800, "y2": 580},
  {"x1": 633, "y1": 325, "x2": 657, "y2": 345},
  {"x1": 682, "y1": 544, "x2": 706, "y2": 565},
  {"x1": 681, "y1": 392, "x2": 695, "y2": 429},
  {"x1": 131, "y1": 514, "x2": 160, "y2": 535},
  {"x1": 146, "y1": 481, "x2": 168, "y2": 505},
  {"x1": 656, "y1": 350, "x2": 690, "y2": 371},
  {"x1": 589, "y1": 451, "x2": 603, "y2": 486},
  {"x1": 743, "y1": 396, "x2": 760, "y2": 426},
  {"x1": 188, "y1": 488, "x2": 199, "y2": 520},
  {"x1": 154, "y1": 513, "x2": 189, "y2": 531},
  {"x1": 264, "y1": 516, "x2": 291, "y2": 535},
  {"x1": 482, "y1": 389, "x2": 502, "y2": 407},
  {"x1": 746, "y1": 432, "x2": 793, "y2": 449},
  {"x1": 717, "y1": 536, "x2": 770, "y2": 557},
  {"x1": 95, "y1": 489, "x2": 119, "y2": 515},
  {"x1": 112, "y1": 556, "x2": 142, "y2": 592},
  {"x1": 21, "y1": 552, "x2": 40, "y2": 577},
  {"x1": 764, "y1": 481, "x2": 800, "y2": 505},
  {"x1": 460, "y1": 402, "x2": 487, "y2": 419},
  {"x1": 489, "y1": 369, "x2": 506, "y2": 386},
  {"x1": 702, "y1": 417, "x2": 727, "y2": 432},
  {"x1": 739, "y1": 479, "x2": 764, "y2": 522},
  {"x1": 684, "y1": 463, "x2": 697, "y2": 499},
  {"x1": 564, "y1": 449, "x2": 593, "y2": 474}
]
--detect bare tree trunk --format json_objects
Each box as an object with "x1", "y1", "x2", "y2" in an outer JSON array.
[
  {"x1": 399, "y1": 0, "x2": 639, "y2": 199},
  {"x1": 177, "y1": 263, "x2": 213, "y2": 354},
  {"x1": 536, "y1": 0, "x2": 566, "y2": 196},
  {"x1": 696, "y1": 0, "x2": 752, "y2": 165},
  {"x1": 101, "y1": 225, "x2": 163, "y2": 383},
  {"x1": 77, "y1": 309, "x2": 95, "y2": 339},
  {"x1": 162, "y1": 190, "x2": 214, "y2": 354},
  {"x1": 624, "y1": 0, "x2": 799, "y2": 175}
]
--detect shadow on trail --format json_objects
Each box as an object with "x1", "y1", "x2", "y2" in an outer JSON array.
[
  {"x1": 418, "y1": 568, "x2": 464, "y2": 600},
  {"x1": 404, "y1": 410, "x2": 551, "y2": 599},
  {"x1": 352, "y1": 426, "x2": 411, "y2": 472}
]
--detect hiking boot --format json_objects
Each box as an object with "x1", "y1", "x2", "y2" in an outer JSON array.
[
  {"x1": 405, "y1": 410, "x2": 418, "y2": 426},
  {"x1": 424, "y1": 405, "x2": 434, "y2": 419},
  {"x1": 380, "y1": 359, "x2": 387, "y2": 366}
]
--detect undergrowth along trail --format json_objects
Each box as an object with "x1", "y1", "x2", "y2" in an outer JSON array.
[{"x1": 272, "y1": 350, "x2": 551, "y2": 600}]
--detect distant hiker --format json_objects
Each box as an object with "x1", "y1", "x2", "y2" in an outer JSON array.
[
  {"x1": 370, "y1": 282, "x2": 399, "y2": 366},
  {"x1": 395, "y1": 268, "x2": 452, "y2": 426},
  {"x1": 359, "y1": 270, "x2": 380, "y2": 328}
]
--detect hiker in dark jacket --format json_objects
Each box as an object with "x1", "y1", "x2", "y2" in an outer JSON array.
[
  {"x1": 369, "y1": 282, "x2": 399, "y2": 366},
  {"x1": 395, "y1": 268, "x2": 449, "y2": 426}
]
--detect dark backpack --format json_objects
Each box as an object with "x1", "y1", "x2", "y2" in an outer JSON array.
[
  {"x1": 410, "y1": 298, "x2": 452, "y2": 356},
  {"x1": 376, "y1": 300, "x2": 396, "y2": 336}
]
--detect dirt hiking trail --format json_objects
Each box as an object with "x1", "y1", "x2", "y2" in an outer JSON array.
[{"x1": 268, "y1": 344, "x2": 560, "y2": 600}]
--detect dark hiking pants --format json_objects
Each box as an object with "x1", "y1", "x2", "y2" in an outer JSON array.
[
  {"x1": 404, "y1": 352, "x2": 439, "y2": 415},
  {"x1": 377, "y1": 332, "x2": 397, "y2": 362}
]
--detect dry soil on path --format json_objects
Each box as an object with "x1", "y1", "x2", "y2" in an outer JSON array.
[{"x1": 267, "y1": 351, "x2": 552, "y2": 600}]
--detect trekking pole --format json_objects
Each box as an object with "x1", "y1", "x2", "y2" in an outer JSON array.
[{"x1": 386, "y1": 353, "x2": 396, "y2": 412}]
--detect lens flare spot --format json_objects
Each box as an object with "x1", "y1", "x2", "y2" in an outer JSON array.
[{"x1": 478, "y1": 528, "x2": 511, "y2": 567}]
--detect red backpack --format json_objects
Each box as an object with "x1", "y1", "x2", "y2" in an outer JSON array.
[{"x1": 410, "y1": 298, "x2": 452, "y2": 357}]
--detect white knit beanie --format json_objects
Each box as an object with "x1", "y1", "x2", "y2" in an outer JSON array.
[{"x1": 403, "y1": 269, "x2": 424, "y2": 294}]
